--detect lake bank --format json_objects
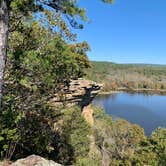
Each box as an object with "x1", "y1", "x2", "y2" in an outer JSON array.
[{"x1": 100, "y1": 88, "x2": 166, "y2": 95}]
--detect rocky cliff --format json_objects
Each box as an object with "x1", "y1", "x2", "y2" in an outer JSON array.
[
  {"x1": 49, "y1": 79, "x2": 102, "y2": 126},
  {"x1": 50, "y1": 79, "x2": 102, "y2": 108}
]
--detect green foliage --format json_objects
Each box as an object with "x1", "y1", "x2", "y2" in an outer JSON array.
[
  {"x1": 0, "y1": 95, "x2": 22, "y2": 159},
  {"x1": 8, "y1": 0, "x2": 87, "y2": 40},
  {"x1": 75, "y1": 156, "x2": 101, "y2": 166},
  {"x1": 0, "y1": 105, "x2": 92, "y2": 165},
  {"x1": 62, "y1": 107, "x2": 91, "y2": 163},
  {"x1": 2, "y1": 9, "x2": 90, "y2": 162},
  {"x1": 0, "y1": 93, "x2": 62, "y2": 160},
  {"x1": 6, "y1": 20, "x2": 90, "y2": 112},
  {"x1": 150, "y1": 128, "x2": 166, "y2": 165},
  {"x1": 132, "y1": 140, "x2": 158, "y2": 166}
]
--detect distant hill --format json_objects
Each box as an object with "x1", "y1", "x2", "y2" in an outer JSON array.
[
  {"x1": 91, "y1": 61, "x2": 166, "y2": 67},
  {"x1": 85, "y1": 61, "x2": 166, "y2": 92}
]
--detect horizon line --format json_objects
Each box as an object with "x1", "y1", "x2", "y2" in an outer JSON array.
[{"x1": 90, "y1": 60, "x2": 166, "y2": 66}]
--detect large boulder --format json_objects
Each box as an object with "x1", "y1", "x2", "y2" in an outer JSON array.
[{"x1": 0, "y1": 155, "x2": 62, "y2": 166}]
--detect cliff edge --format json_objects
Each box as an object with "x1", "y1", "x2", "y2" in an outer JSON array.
[{"x1": 50, "y1": 79, "x2": 103, "y2": 108}]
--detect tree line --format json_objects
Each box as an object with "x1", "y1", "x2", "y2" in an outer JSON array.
[{"x1": 86, "y1": 61, "x2": 166, "y2": 92}]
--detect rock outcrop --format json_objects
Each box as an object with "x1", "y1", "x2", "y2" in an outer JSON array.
[
  {"x1": 50, "y1": 79, "x2": 102, "y2": 108},
  {"x1": 49, "y1": 79, "x2": 102, "y2": 126},
  {"x1": 0, "y1": 155, "x2": 62, "y2": 166},
  {"x1": 82, "y1": 104, "x2": 94, "y2": 126}
]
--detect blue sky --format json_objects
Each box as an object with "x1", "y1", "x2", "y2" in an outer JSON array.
[{"x1": 74, "y1": 0, "x2": 166, "y2": 64}]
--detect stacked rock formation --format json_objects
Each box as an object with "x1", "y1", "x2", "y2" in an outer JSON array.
[{"x1": 50, "y1": 79, "x2": 103, "y2": 108}]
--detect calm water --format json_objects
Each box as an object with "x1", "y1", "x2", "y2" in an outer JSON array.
[{"x1": 93, "y1": 92, "x2": 166, "y2": 135}]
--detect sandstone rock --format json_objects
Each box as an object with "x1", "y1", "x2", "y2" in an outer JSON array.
[
  {"x1": 82, "y1": 104, "x2": 94, "y2": 126},
  {"x1": 50, "y1": 79, "x2": 102, "y2": 108}
]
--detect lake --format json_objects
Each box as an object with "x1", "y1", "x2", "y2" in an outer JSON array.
[{"x1": 93, "y1": 92, "x2": 166, "y2": 135}]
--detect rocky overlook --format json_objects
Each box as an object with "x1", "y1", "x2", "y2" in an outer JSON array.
[
  {"x1": 49, "y1": 79, "x2": 103, "y2": 126},
  {"x1": 50, "y1": 79, "x2": 103, "y2": 108}
]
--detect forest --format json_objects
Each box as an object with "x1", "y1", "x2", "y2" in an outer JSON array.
[
  {"x1": 86, "y1": 61, "x2": 166, "y2": 93},
  {"x1": 0, "y1": 0, "x2": 166, "y2": 166}
]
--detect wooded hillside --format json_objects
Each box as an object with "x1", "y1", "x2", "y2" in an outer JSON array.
[{"x1": 86, "y1": 61, "x2": 166, "y2": 92}]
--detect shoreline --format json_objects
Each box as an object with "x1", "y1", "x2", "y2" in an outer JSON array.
[{"x1": 99, "y1": 88, "x2": 166, "y2": 95}]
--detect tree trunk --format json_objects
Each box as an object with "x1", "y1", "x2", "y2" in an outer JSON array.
[{"x1": 0, "y1": 0, "x2": 9, "y2": 110}]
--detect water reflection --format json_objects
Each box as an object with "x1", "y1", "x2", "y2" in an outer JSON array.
[{"x1": 93, "y1": 93, "x2": 166, "y2": 135}]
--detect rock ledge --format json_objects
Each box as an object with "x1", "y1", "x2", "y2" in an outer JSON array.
[{"x1": 50, "y1": 79, "x2": 103, "y2": 108}]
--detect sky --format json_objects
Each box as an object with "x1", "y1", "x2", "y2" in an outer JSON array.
[{"x1": 74, "y1": 0, "x2": 166, "y2": 64}]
